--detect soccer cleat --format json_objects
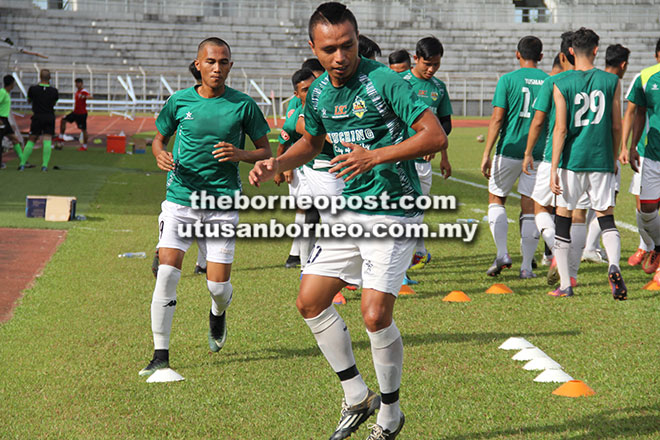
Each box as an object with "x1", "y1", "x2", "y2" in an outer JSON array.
[
  {"x1": 41, "y1": 166, "x2": 47, "y2": 172},
  {"x1": 151, "y1": 249, "x2": 159, "y2": 279},
  {"x1": 139, "y1": 357, "x2": 169, "y2": 377},
  {"x1": 531, "y1": 258, "x2": 538, "y2": 270},
  {"x1": 285, "y1": 255, "x2": 301, "y2": 268},
  {"x1": 208, "y1": 310, "x2": 227, "y2": 352},
  {"x1": 402, "y1": 274, "x2": 418, "y2": 285},
  {"x1": 77, "y1": 146, "x2": 87, "y2": 151},
  {"x1": 486, "y1": 253, "x2": 512, "y2": 276},
  {"x1": 194, "y1": 264, "x2": 207, "y2": 275},
  {"x1": 329, "y1": 389, "x2": 381, "y2": 440},
  {"x1": 570, "y1": 277, "x2": 577, "y2": 288},
  {"x1": 548, "y1": 286, "x2": 574, "y2": 298},
  {"x1": 366, "y1": 412, "x2": 405, "y2": 440},
  {"x1": 345, "y1": 284, "x2": 358, "y2": 291},
  {"x1": 54, "y1": 144, "x2": 63, "y2": 150},
  {"x1": 519, "y1": 269, "x2": 537, "y2": 279},
  {"x1": 333, "y1": 292, "x2": 347, "y2": 305},
  {"x1": 17, "y1": 165, "x2": 24, "y2": 171},
  {"x1": 408, "y1": 252, "x2": 431, "y2": 271},
  {"x1": 628, "y1": 248, "x2": 647, "y2": 266},
  {"x1": 608, "y1": 266, "x2": 627, "y2": 301},
  {"x1": 546, "y1": 257, "x2": 559, "y2": 285},
  {"x1": 582, "y1": 248, "x2": 606, "y2": 263},
  {"x1": 642, "y1": 250, "x2": 660, "y2": 274}
]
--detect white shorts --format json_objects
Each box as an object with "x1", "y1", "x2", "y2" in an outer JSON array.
[
  {"x1": 640, "y1": 157, "x2": 660, "y2": 202},
  {"x1": 532, "y1": 162, "x2": 590, "y2": 209},
  {"x1": 488, "y1": 154, "x2": 538, "y2": 198},
  {"x1": 614, "y1": 160, "x2": 621, "y2": 193},
  {"x1": 288, "y1": 168, "x2": 311, "y2": 198},
  {"x1": 415, "y1": 161, "x2": 433, "y2": 196},
  {"x1": 302, "y1": 210, "x2": 420, "y2": 296},
  {"x1": 556, "y1": 170, "x2": 615, "y2": 212},
  {"x1": 157, "y1": 200, "x2": 238, "y2": 264},
  {"x1": 303, "y1": 166, "x2": 345, "y2": 198},
  {"x1": 629, "y1": 157, "x2": 645, "y2": 196}
]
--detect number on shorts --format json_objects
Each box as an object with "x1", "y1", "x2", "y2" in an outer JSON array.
[
  {"x1": 574, "y1": 90, "x2": 605, "y2": 127},
  {"x1": 307, "y1": 245, "x2": 322, "y2": 265},
  {"x1": 519, "y1": 87, "x2": 532, "y2": 118},
  {"x1": 159, "y1": 220, "x2": 165, "y2": 240}
]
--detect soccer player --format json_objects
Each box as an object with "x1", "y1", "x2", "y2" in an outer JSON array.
[
  {"x1": 139, "y1": 37, "x2": 271, "y2": 377},
  {"x1": 388, "y1": 49, "x2": 411, "y2": 73},
  {"x1": 19, "y1": 69, "x2": 58, "y2": 172},
  {"x1": 59, "y1": 78, "x2": 91, "y2": 151},
  {"x1": 0, "y1": 75, "x2": 24, "y2": 169},
  {"x1": 481, "y1": 36, "x2": 548, "y2": 278},
  {"x1": 401, "y1": 36, "x2": 452, "y2": 270},
  {"x1": 286, "y1": 58, "x2": 324, "y2": 119},
  {"x1": 625, "y1": 37, "x2": 660, "y2": 283},
  {"x1": 582, "y1": 44, "x2": 631, "y2": 262},
  {"x1": 550, "y1": 27, "x2": 626, "y2": 300},
  {"x1": 249, "y1": 3, "x2": 447, "y2": 438},
  {"x1": 550, "y1": 53, "x2": 563, "y2": 76},
  {"x1": 358, "y1": 34, "x2": 381, "y2": 60}
]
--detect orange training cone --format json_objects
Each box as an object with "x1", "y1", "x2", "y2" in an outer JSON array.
[
  {"x1": 486, "y1": 283, "x2": 513, "y2": 294},
  {"x1": 399, "y1": 285, "x2": 416, "y2": 295},
  {"x1": 332, "y1": 292, "x2": 347, "y2": 305},
  {"x1": 642, "y1": 280, "x2": 660, "y2": 290},
  {"x1": 442, "y1": 291, "x2": 471, "y2": 302},
  {"x1": 552, "y1": 380, "x2": 596, "y2": 397}
]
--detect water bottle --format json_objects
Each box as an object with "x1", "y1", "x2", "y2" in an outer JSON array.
[
  {"x1": 118, "y1": 252, "x2": 147, "y2": 258},
  {"x1": 457, "y1": 218, "x2": 479, "y2": 224}
]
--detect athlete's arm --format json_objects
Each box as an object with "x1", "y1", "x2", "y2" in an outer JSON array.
[
  {"x1": 212, "y1": 134, "x2": 271, "y2": 164},
  {"x1": 611, "y1": 82, "x2": 623, "y2": 172},
  {"x1": 629, "y1": 106, "x2": 647, "y2": 173},
  {"x1": 329, "y1": 108, "x2": 447, "y2": 182},
  {"x1": 619, "y1": 100, "x2": 637, "y2": 164},
  {"x1": 152, "y1": 131, "x2": 174, "y2": 171},
  {"x1": 522, "y1": 110, "x2": 547, "y2": 175},
  {"x1": 480, "y1": 106, "x2": 505, "y2": 179},
  {"x1": 550, "y1": 85, "x2": 567, "y2": 195}
]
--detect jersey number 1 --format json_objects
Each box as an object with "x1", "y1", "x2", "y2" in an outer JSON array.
[
  {"x1": 574, "y1": 90, "x2": 605, "y2": 127},
  {"x1": 519, "y1": 87, "x2": 532, "y2": 118}
]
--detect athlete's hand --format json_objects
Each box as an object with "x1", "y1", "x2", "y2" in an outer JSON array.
[
  {"x1": 213, "y1": 142, "x2": 245, "y2": 162},
  {"x1": 249, "y1": 158, "x2": 279, "y2": 187},
  {"x1": 619, "y1": 147, "x2": 629, "y2": 165},
  {"x1": 155, "y1": 150, "x2": 174, "y2": 171},
  {"x1": 522, "y1": 154, "x2": 535, "y2": 176},
  {"x1": 439, "y1": 153, "x2": 451, "y2": 179},
  {"x1": 329, "y1": 142, "x2": 377, "y2": 182},
  {"x1": 283, "y1": 170, "x2": 293, "y2": 184},
  {"x1": 629, "y1": 148, "x2": 640, "y2": 173},
  {"x1": 274, "y1": 173, "x2": 284, "y2": 186},
  {"x1": 481, "y1": 156, "x2": 492, "y2": 179},
  {"x1": 423, "y1": 153, "x2": 436, "y2": 162},
  {"x1": 550, "y1": 169, "x2": 562, "y2": 195}
]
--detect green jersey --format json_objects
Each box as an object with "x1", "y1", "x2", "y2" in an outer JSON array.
[
  {"x1": 278, "y1": 106, "x2": 335, "y2": 171},
  {"x1": 627, "y1": 64, "x2": 660, "y2": 161},
  {"x1": 492, "y1": 67, "x2": 548, "y2": 160},
  {"x1": 156, "y1": 86, "x2": 270, "y2": 207},
  {"x1": 533, "y1": 70, "x2": 575, "y2": 162},
  {"x1": 304, "y1": 57, "x2": 427, "y2": 217},
  {"x1": 0, "y1": 88, "x2": 10, "y2": 118},
  {"x1": 555, "y1": 68, "x2": 619, "y2": 172},
  {"x1": 400, "y1": 69, "x2": 452, "y2": 163},
  {"x1": 286, "y1": 96, "x2": 301, "y2": 118}
]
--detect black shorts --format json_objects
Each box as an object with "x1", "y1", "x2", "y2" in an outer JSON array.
[
  {"x1": 30, "y1": 113, "x2": 55, "y2": 136},
  {"x1": 0, "y1": 116, "x2": 14, "y2": 136},
  {"x1": 63, "y1": 112, "x2": 87, "y2": 130}
]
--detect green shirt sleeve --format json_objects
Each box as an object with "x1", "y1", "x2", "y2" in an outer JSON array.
[
  {"x1": 278, "y1": 108, "x2": 299, "y2": 146},
  {"x1": 380, "y1": 70, "x2": 428, "y2": 128},
  {"x1": 241, "y1": 98, "x2": 270, "y2": 141},
  {"x1": 492, "y1": 75, "x2": 508, "y2": 109},
  {"x1": 155, "y1": 94, "x2": 178, "y2": 137},
  {"x1": 304, "y1": 88, "x2": 325, "y2": 137},
  {"x1": 627, "y1": 74, "x2": 646, "y2": 107},
  {"x1": 533, "y1": 78, "x2": 553, "y2": 113}
]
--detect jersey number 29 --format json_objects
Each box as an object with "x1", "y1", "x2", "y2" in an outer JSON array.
[{"x1": 574, "y1": 90, "x2": 605, "y2": 127}]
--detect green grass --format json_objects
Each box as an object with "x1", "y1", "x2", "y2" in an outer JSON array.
[{"x1": 0, "y1": 129, "x2": 658, "y2": 439}]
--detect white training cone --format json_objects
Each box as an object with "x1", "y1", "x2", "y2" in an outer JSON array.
[
  {"x1": 523, "y1": 357, "x2": 562, "y2": 371},
  {"x1": 498, "y1": 337, "x2": 535, "y2": 350},
  {"x1": 146, "y1": 368, "x2": 185, "y2": 383},
  {"x1": 512, "y1": 347, "x2": 548, "y2": 361},
  {"x1": 533, "y1": 369, "x2": 573, "y2": 383}
]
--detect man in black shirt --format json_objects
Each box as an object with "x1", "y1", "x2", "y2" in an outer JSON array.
[{"x1": 19, "y1": 69, "x2": 58, "y2": 171}]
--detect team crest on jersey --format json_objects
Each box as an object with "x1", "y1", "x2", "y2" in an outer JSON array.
[
  {"x1": 281, "y1": 130, "x2": 290, "y2": 141},
  {"x1": 431, "y1": 91, "x2": 438, "y2": 101},
  {"x1": 352, "y1": 96, "x2": 367, "y2": 119},
  {"x1": 184, "y1": 111, "x2": 194, "y2": 120}
]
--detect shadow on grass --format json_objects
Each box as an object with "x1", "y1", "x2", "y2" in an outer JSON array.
[{"x1": 439, "y1": 403, "x2": 660, "y2": 440}]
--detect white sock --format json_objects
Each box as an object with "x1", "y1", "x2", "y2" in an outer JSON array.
[
  {"x1": 488, "y1": 203, "x2": 508, "y2": 258},
  {"x1": 640, "y1": 234, "x2": 653, "y2": 252},
  {"x1": 520, "y1": 214, "x2": 539, "y2": 272},
  {"x1": 368, "y1": 322, "x2": 403, "y2": 432},
  {"x1": 554, "y1": 238, "x2": 571, "y2": 290},
  {"x1": 289, "y1": 212, "x2": 306, "y2": 258},
  {"x1": 208, "y1": 280, "x2": 232, "y2": 316},
  {"x1": 535, "y1": 211, "x2": 555, "y2": 252},
  {"x1": 414, "y1": 237, "x2": 427, "y2": 256},
  {"x1": 299, "y1": 236, "x2": 315, "y2": 269},
  {"x1": 584, "y1": 213, "x2": 601, "y2": 252},
  {"x1": 637, "y1": 210, "x2": 657, "y2": 249},
  {"x1": 151, "y1": 265, "x2": 181, "y2": 350},
  {"x1": 569, "y1": 223, "x2": 587, "y2": 279},
  {"x1": 601, "y1": 229, "x2": 621, "y2": 269},
  {"x1": 304, "y1": 306, "x2": 367, "y2": 405}
]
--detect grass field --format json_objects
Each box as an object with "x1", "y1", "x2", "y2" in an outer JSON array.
[{"x1": 0, "y1": 128, "x2": 658, "y2": 439}]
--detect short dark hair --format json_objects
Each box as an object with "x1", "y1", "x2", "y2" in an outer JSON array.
[
  {"x1": 572, "y1": 27, "x2": 599, "y2": 56},
  {"x1": 553, "y1": 53, "x2": 561, "y2": 68},
  {"x1": 655, "y1": 37, "x2": 660, "y2": 56},
  {"x1": 308, "y1": 2, "x2": 358, "y2": 42},
  {"x1": 416, "y1": 36, "x2": 444, "y2": 59},
  {"x1": 74, "y1": 78, "x2": 83, "y2": 84},
  {"x1": 517, "y1": 35, "x2": 543, "y2": 62},
  {"x1": 188, "y1": 61, "x2": 201, "y2": 81},
  {"x1": 39, "y1": 69, "x2": 50, "y2": 82},
  {"x1": 388, "y1": 49, "x2": 411, "y2": 66},
  {"x1": 605, "y1": 44, "x2": 630, "y2": 67},
  {"x1": 301, "y1": 58, "x2": 324, "y2": 73},
  {"x1": 4, "y1": 74, "x2": 15, "y2": 87},
  {"x1": 358, "y1": 35, "x2": 381, "y2": 59},
  {"x1": 292, "y1": 68, "x2": 316, "y2": 89},
  {"x1": 197, "y1": 37, "x2": 231, "y2": 57},
  {"x1": 560, "y1": 31, "x2": 575, "y2": 66}
]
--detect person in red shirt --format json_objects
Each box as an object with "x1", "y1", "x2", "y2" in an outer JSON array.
[{"x1": 59, "y1": 78, "x2": 91, "y2": 151}]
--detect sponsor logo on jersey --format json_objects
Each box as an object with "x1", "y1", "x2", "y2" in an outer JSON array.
[
  {"x1": 352, "y1": 96, "x2": 367, "y2": 119},
  {"x1": 333, "y1": 105, "x2": 349, "y2": 119},
  {"x1": 184, "y1": 111, "x2": 194, "y2": 120},
  {"x1": 321, "y1": 108, "x2": 328, "y2": 118},
  {"x1": 328, "y1": 128, "x2": 375, "y2": 145},
  {"x1": 287, "y1": 108, "x2": 295, "y2": 118},
  {"x1": 418, "y1": 89, "x2": 428, "y2": 97},
  {"x1": 653, "y1": 83, "x2": 659, "y2": 91},
  {"x1": 281, "y1": 130, "x2": 290, "y2": 141}
]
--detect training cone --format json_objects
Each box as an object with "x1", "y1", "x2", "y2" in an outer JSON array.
[
  {"x1": 399, "y1": 285, "x2": 416, "y2": 295},
  {"x1": 534, "y1": 369, "x2": 573, "y2": 383},
  {"x1": 442, "y1": 291, "x2": 471, "y2": 302},
  {"x1": 499, "y1": 337, "x2": 535, "y2": 350},
  {"x1": 333, "y1": 292, "x2": 347, "y2": 305},
  {"x1": 512, "y1": 347, "x2": 548, "y2": 361},
  {"x1": 642, "y1": 280, "x2": 660, "y2": 290},
  {"x1": 552, "y1": 380, "x2": 596, "y2": 397},
  {"x1": 146, "y1": 368, "x2": 185, "y2": 383},
  {"x1": 486, "y1": 283, "x2": 513, "y2": 294},
  {"x1": 524, "y1": 357, "x2": 562, "y2": 371}
]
